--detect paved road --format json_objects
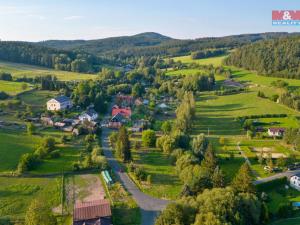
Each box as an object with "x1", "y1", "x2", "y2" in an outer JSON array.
[
  {"x1": 254, "y1": 169, "x2": 300, "y2": 185},
  {"x1": 101, "y1": 127, "x2": 170, "y2": 225}
]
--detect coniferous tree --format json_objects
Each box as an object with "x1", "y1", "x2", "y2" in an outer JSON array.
[
  {"x1": 116, "y1": 126, "x2": 131, "y2": 162},
  {"x1": 231, "y1": 162, "x2": 255, "y2": 193}
]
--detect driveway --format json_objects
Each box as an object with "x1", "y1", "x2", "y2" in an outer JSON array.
[{"x1": 101, "y1": 127, "x2": 170, "y2": 225}]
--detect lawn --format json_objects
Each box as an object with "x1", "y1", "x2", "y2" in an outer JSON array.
[
  {"x1": 130, "y1": 146, "x2": 182, "y2": 200},
  {"x1": 0, "y1": 176, "x2": 61, "y2": 221},
  {"x1": 0, "y1": 60, "x2": 97, "y2": 81},
  {"x1": 172, "y1": 55, "x2": 226, "y2": 67},
  {"x1": 0, "y1": 80, "x2": 32, "y2": 95},
  {"x1": 166, "y1": 68, "x2": 205, "y2": 76}
]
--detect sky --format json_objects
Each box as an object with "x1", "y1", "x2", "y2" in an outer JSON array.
[{"x1": 0, "y1": 0, "x2": 299, "y2": 41}]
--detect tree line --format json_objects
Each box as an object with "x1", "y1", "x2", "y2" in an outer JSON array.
[
  {"x1": 0, "y1": 41, "x2": 108, "y2": 73},
  {"x1": 224, "y1": 37, "x2": 300, "y2": 79}
]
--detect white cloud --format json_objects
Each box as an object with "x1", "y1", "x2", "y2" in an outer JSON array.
[{"x1": 63, "y1": 15, "x2": 83, "y2": 20}]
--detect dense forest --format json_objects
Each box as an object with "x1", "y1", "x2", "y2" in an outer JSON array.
[
  {"x1": 0, "y1": 41, "x2": 109, "y2": 73},
  {"x1": 224, "y1": 37, "x2": 300, "y2": 79}
]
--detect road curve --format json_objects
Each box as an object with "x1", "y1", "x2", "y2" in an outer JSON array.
[{"x1": 101, "y1": 127, "x2": 170, "y2": 225}]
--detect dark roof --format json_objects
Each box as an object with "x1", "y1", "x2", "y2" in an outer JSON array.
[
  {"x1": 54, "y1": 95, "x2": 71, "y2": 103},
  {"x1": 110, "y1": 112, "x2": 124, "y2": 122},
  {"x1": 74, "y1": 200, "x2": 111, "y2": 222},
  {"x1": 86, "y1": 108, "x2": 98, "y2": 117},
  {"x1": 268, "y1": 127, "x2": 285, "y2": 133},
  {"x1": 73, "y1": 217, "x2": 112, "y2": 225}
]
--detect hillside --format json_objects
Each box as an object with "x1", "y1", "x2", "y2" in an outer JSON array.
[
  {"x1": 37, "y1": 32, "x2": 298, "y2": 58},
  {"x1": 224, "y1": 36, "x2": 300, "y2": 79},
  {"x1": 37, "y1": 32, "x2": 173, "y2": 55}
]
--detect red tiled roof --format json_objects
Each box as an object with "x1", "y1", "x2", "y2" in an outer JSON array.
[
  {"x1": 112, "y1": 108, "x2": 131, "y2": 118},
  {"x1": 74, "y1": 200, "x2": 111, "y2": 221}
]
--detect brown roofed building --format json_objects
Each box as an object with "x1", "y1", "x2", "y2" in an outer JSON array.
[{"x1": 73, "y1": 200, "x2": 112, "y2": 225}]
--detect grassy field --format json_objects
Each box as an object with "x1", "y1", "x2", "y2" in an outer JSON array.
[
  {"x1": 0, "y1": 80, "x2": 32, "y2": 95},
  {"x1": 0, "y1": 176, "x2": 61, "y2": 221},
  {"x1": 0, "y1": 129, "x2": 41, "y2": 173},
  {"x1": 172, "y1": 55, "x2": 226, "y2": 67},
  {"x1": 131, "y1": 147, "x2": 182, "y2": 200},
  {"x1": 0, "y1": 60, "x2": 97, "y2": 81},
  {"x1": 0, "y1": 127, "x2": 83, "y2": 174},
  {"x1": 194, "y1": 92, "x2": 300, "y2": 136},
  {"x1": 18, "y1": 89, "x2": 58, "y2": 112}
]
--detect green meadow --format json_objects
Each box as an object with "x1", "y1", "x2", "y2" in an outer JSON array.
[
  {"x1": 0, "y1": 129, "x2": 41, "y2": 173},
  {"x1": 18, "y1": 89, "x2": 59, "y2": 112},
  {"x1": 0, "y1": 60, "x2": 97, "y2": 81},
  {"x1": 0, "y1": 80, "x2": 32, "y2": 95},
  {"x1": 132, "y1": 148, "x2": 182, "y2": 200},
  {"x1": 172, "y1": 55, "x2": 226, "y2": 67},
  {"x1": 194, "y1": 92, "x2": 300, "y2": 136},
  {"x1": 0, "y1": 128, "x2": 83, "y2": 174},
  {"x1": 0, "y1": 176, "x2": 60, "y2": 221}
]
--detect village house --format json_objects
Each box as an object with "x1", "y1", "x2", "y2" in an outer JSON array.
[
  {"x1": 73, "y1": 199, "x2": 112, "y2": 225},
  {"x1": 111, "y1": 105, "x2": 132, "y2": 119},
  {"x1": 290, "y1": 174, "x2": 300, "y2": 191},
  {"x1": 116, "y1": 94, "x2": 133, "y2": 107},
  {"x1": 47, "y1": 96, "x2": 73, "y2": 111},
  {"x1": 108, "y1": 113, "x2": 124, "y2": 129},
  {"x1": 267, "y1": 127, "x2": 285, "y2": 137},
  {"x1": 79, "y1": 108, "x2": 99, "y2": 122}
]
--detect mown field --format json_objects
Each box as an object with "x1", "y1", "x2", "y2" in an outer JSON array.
[
  {"x1": 194, "y1": 92, "x2": 300, "y2": 136},
  {"x1": 0, "y1": 60, "x2": 97, "y2": 81},
  {"x1": 0, "y1": 80, "x2": 32, "y2": 95},
  {"x1": 172, "y1": 55, "x2": 226, "y2": 66}
]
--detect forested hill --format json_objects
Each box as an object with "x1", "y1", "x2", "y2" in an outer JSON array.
[
  {"x1": 36, "y1": 32, "x2": 297, "y2": 59},
  {"x1": 224, "y1": 36, "x2": 300, "y2": 79},
  {"x1": 37, "y1": 32, "x2": 173, "y2": 55},
  {"x1": 0, "y1": 41, "x2": 109, "y2": 73}
]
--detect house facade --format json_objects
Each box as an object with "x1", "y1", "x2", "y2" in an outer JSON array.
[
  {"x1": 290, "y1": 174, "x2": 300, "y2": 191},
  {"x1": 267, "y1": 127, "x2": 285, "y2": 137},
  {"x1": 79, "y1": 108, "x2": 99, "y2": 122},
  {"x1": 47, "y1": 96, "x2": 73, "y2": 111}
]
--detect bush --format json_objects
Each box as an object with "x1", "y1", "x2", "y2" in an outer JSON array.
[
  {"x1": 0, "y1": 72, "x2": 12, "y2": 81},
  {"x1": 142, "y1": 129, "x2": 156, "y2": 147}
]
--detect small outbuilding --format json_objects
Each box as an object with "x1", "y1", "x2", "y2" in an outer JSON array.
[{"x1": 73, "y1": 199, "x2": 112, "y2": 225}]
